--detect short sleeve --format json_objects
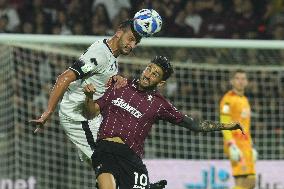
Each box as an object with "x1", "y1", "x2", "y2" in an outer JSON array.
[
  {"x1": 220, "y1": 97, "x2": 231, "y2": 116},
  {"x1": 157, "y1": 99, "x2": 184, "y2": 124},
  {"x1": 220, "y1": 95, "x2": 232, "y2": 124},
  {"x1": 69, "y1": 44, "x2": 108, "y2": 79}
]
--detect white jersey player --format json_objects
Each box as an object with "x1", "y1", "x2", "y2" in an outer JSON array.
[
  {"x1": 30, "y1": 20, "x2": 142, "y2": 160},
  {"x1": 60, "y1": 39, "x2": 118, "y2": 121},
  {"x1": 59, "y1": 39, "x2": 118, "y2": 159}
]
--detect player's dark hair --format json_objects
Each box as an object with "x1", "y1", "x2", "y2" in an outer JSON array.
[
  {"x1": 118, "y1": 19, "x2": 142, "y2": 44},
  {"x1": 151, "y1": 56, "x2": 174, "y2": 81},
  {"x1": 230, "y1": 69, "x2": 247, "y2": 79}
]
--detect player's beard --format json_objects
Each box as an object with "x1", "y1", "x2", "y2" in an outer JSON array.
[
  {"x1": 138, "y1": 76, "x2": 157, "y2": 91},
  {"x1": 139, "y1": 83, "x2": 157, "y2": 91}
]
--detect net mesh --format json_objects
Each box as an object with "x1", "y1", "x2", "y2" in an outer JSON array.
[
  {"x1": 0, "y1": 42, "x2": 283, "y2": 188},
  {"x1": 0, "y1": 45, "x2": 15, "y2": 179}
]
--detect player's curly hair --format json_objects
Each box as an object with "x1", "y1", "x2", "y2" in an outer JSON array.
[
  {"x1": 151, "y1": 56, "x2": 174, "y2": 81},
  {"x1": 118, "y1": 19, "x2": 142, "y2": 44}
]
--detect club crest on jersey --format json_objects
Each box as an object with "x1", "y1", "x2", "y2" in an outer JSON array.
[{"x1": 147, "y1": 95, "x2": 153, "y2": 101}]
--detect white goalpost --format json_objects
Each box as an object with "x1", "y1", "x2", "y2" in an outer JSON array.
[{"x1": 0, "y1": 34, "x2": 283, "y2": 188}]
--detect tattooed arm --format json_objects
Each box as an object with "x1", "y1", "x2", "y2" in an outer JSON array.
[{"x1": 178, "y1": 115, "x2": 243, "y2": 133}]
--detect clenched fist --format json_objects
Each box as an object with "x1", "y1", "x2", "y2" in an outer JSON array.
[{"x1": 83, "y1": 84, "x2": 96, "y2": 98}]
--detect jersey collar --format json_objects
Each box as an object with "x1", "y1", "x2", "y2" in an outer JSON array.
[{"x1": 103, "y1": 39, "x2": 114, "y2": 56}]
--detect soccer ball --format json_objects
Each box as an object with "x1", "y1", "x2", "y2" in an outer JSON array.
[{"x1": 133, "y1": 9, "x2": 162, "y2": 37}]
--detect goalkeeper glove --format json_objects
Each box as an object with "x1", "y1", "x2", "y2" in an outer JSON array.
[
  {"x1": 252, "y1": 148, "x2": 258, "y2": 162},
  {"x1": 150, "y1": 180, "x2": 167, "y2": 189},
  {"x1": 228, "y1": 141, "x2": 243, "y2": 162}
]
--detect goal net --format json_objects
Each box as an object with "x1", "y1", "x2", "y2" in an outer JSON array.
[{"x1": 0, "y1": 36, "x2": 283, "y2": 188}]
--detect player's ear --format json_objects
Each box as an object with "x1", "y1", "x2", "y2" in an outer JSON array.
[{"x1": 157, "y1": 80, "x2": 166, "y2": 88}]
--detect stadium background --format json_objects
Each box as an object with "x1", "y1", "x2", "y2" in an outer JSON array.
[
  {"x1": 1, "y1": 0, "x2": 284, "y2": 40},
  {"x1": 0, "y1": 0, "x2": 284, "y2": 189}
]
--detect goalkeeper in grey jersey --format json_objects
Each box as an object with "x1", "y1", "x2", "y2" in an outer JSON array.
[{"x1": 30, "y1": 20, "x2": 142, "y2": 161}]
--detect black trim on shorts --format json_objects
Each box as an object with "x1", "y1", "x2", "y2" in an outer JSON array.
[{"x1": 81, "y1": 121, "x2": 96, "y2": 150}]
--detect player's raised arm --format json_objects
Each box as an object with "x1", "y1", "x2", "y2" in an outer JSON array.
[
  {"x1": 177, "y1": 115, "x2": 244, "y2": 133},
  {"x1": 82, "y1": 84, "x2": 101, "y2": 119},
  {"x1": 30, "y1": 69, "x2": 77, "y2": 133}
]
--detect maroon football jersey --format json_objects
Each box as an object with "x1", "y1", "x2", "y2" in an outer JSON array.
[{"x1": 96, "y1": 80, "x2": 184, "y2": 157}]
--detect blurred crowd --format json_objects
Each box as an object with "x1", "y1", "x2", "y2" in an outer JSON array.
[{"x1": 1, "y1": 0, "x2": 284, "y2": 39}]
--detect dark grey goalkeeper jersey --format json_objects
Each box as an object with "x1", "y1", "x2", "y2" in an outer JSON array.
[{"x1": 96, "y1": 79, "x2": 184, "y2": 157}]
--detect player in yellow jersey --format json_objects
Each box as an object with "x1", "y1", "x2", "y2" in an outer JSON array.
[{"x1": 220, "y1": 69, "x2": 257, "y2": 189}]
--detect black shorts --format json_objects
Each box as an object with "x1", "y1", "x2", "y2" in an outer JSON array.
[{"x1": 92, "y1": 140, "x2": 149, "y2": 189}]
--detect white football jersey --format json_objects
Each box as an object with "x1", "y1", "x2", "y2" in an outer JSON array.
[{"x1": 59, "y1": 39, "x2": 118, "y2": 121}]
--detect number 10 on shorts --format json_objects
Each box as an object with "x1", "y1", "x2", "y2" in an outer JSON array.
[{"x1": 133, "y1": 172, "x2": 148, "y2": 189}]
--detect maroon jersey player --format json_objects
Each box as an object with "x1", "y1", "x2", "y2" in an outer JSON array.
[{"x1": 83, "y1": 56, "x2": 243, "y2": 189}]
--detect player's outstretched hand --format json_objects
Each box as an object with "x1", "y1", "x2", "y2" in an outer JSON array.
[
  {"x1": 150, "y1": 180, "x2": 167, "y2": 189},
  {"x1": 29, "y1": 111, "x2": 51, "y2": 133},
  {"x1": 111, "y1": 75, "x2": 127, "y2": 89},
  {"x1": 225, "y1": 122, "x2": 245, "y2": 135},
  {"x1": 83, "y1": 84, "x2": 96, "y2": 98}
]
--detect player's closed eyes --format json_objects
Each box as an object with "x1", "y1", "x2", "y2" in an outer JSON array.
[
  {"x1": 152, "y1": 72, "x2": 160, "y2": 78},
  {"x1": 128, "y1": 36, "x2": 135, "y2": 42},
  {"x1": 145, "y1": 66, "x2": 160, "y2": 78}
]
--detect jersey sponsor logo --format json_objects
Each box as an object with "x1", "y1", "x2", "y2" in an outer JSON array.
[{"x1": 112, "y1": 98, "x2": 142, "y2": 118}]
